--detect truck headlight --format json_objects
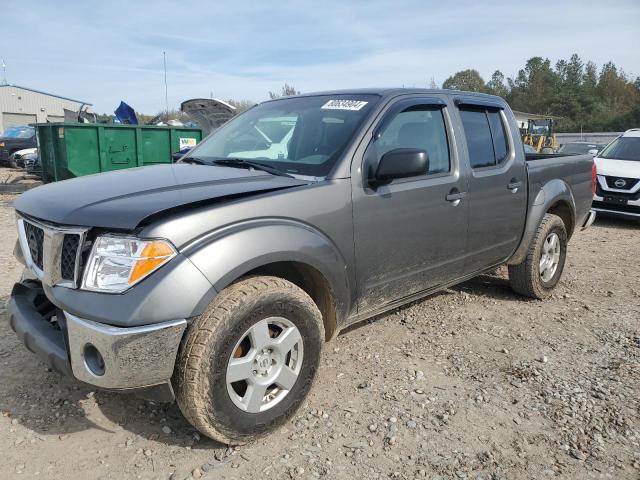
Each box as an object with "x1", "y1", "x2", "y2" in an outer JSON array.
[{"x1": 81, "y1": 236, "x2": 176, "y2": 293}]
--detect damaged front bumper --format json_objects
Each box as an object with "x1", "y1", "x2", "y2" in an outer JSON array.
[{"x1": 7, "y1": 281, "x2": 186, "y2": 402}]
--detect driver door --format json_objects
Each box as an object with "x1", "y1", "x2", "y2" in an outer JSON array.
[{"x1": 351, "y1": 97, "x2": 469, "y2": 313}]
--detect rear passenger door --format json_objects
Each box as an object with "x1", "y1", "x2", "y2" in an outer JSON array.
[{"x1": 456, "y1": 99, "x2": 527, "y2": 273}]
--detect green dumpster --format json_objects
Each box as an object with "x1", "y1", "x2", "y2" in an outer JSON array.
[{"x1": 34, "y1": 123, "x2": 203, "y2": 183}]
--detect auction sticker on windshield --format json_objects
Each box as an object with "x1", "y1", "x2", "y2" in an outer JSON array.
[{"x1": 321, "y1": 99, "x2": 368, "y2": 111}]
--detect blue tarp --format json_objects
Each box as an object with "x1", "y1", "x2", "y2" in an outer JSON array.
[{"x1": 114, "y1": 101, "x2": 138, "y2": 125}]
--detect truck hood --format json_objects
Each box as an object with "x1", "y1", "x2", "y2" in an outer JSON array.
[
  {"x1": 181, "y1": 98, "x2": 236, "y2": 135},
  {"x1": 595, "y1": 157, "x2": 640, "y2": 179},
  {"x1": 15, "y1": 164, "x2": 311, "y2": 229}
]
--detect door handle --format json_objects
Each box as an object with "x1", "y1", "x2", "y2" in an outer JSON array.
[
  {"x1": 445, "y1": 190, "x2": 467, "y2": 204},
  {"x1": 507, "y1": 180, "x2": 522, "y2": 192},
  {"x1": 446, "y1": 192, "x2": 466, "y2": 201}
]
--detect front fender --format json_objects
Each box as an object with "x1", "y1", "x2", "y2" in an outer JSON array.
[
  {"x1": 183, "y1": 219, "x2": 351, "y2": 320},
  {"x1": 508, "y1": 179, "x2": 576, "y2": 265}
]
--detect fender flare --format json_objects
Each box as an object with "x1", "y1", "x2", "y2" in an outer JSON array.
[
  {"x1": 183, "y1": 218, "x2": 351, "y2": 321},
  {"x1": 508, "y1": 179, "x2": 576, "y2": 265}
]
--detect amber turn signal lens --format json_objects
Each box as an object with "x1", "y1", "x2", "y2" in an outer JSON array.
[{"x1": 128, "y1": 241, "x2": 175, "y2": 285}]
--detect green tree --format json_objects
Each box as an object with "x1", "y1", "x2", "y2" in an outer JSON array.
[
  {"x1": 442, "y1": 69, "x2": 486, "y2": 92},
  {"x1": 486, "y1": 70, "x2": 508, "y2": 98},
  {"x1": 551, "y1": 54, "x2": 585, "y2": 129},
  {"x1": 508, "y1": 57, "x2": 558, "y2": 114}
]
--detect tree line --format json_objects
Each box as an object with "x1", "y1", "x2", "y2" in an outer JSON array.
[
  {"x1": 97, "y1": 54, "x2": 639, "y2": 133},
  {"x1": 442, "y1": 54, "x2": 640, "y2": 132}
]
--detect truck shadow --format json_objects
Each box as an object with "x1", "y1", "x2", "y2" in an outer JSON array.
[{"x1": 0, "y1": 296, "x2": 226, "y2": 450}]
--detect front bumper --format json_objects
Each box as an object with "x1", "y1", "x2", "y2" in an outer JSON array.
[
  {"x1": 593, "y1": 177, "x2": 640, "y2": 218},
  {"x1": 7, "y1": 281, "x2": 186, "y2": 398},
  {"x1": 592, "y1": 198, "x2": 640, "y2": 218}
]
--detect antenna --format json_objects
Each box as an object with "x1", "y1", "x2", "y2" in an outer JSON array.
[
  {"x1": 1, "y1": 59, "x2": 7, "y2": 85},
  {"x1": 163, "y1": 51, "x2": 169, "y2": 122}
]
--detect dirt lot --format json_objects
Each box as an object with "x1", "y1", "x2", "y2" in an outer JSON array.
[{"x1": 0, "y1": 194, "x2": 638, "y2": 480}]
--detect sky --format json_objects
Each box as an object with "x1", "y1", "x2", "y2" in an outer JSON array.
[{"x1": 2, "y1": 0, "x2": 639, "y2": 114}]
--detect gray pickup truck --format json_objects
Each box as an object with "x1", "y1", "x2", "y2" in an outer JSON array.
[{"x1": 8, "y1": 89, "x2": 595, "y2": 444}]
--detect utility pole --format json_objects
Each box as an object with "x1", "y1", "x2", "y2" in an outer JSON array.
[{"x1": 163, "y1": 51, "x2": 169, "y2": 122}]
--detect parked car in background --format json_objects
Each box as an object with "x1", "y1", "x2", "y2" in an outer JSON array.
[
  {"x1": 592, "y1": 129, "x2": 640, "y2": 219},
  {"x1": 23, "y1": 152, "x2": 41, "y2": 175},
  {"x1": 0, "y1": 126, "x2": 37, "y2": 166},
  {"x1": 9, "y1": 89, "x2": 595, "y2": 444},
  {"x1": 523, "y1": 144, "x2": 537, "y2": 154},
  {"x1": 558, "y1": 141, "x2": 606, "y2": 156},
  {"x1": 8, "y1": 147, "x2": 37, "y2": 168}
]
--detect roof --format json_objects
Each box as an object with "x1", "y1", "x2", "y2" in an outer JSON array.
[
  {"x1": 262, "y1": 88, "x2": 505, "y2": 103},
  {"x1": 623, "y1": 128, "x2": 640, "y2": 137},
  {"x1": 0, "y1": 84, "x2": 92, "y2": 105}
]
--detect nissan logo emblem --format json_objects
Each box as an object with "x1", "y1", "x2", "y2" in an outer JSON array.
[{"x1": 614, "y1": 178, "x2": 626, "y2": 188}]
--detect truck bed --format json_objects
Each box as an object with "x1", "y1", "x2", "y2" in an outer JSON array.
[{"x1": 525, "y1": 153, "x2": 594, "y2": 232}]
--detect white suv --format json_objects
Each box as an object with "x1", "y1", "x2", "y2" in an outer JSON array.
[{"x1": 593, "y1": 129, "x2": 640, "y2": 219}]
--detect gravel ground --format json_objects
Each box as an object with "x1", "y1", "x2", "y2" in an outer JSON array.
[
  {"x1": 0, "y1": 194, "x2": 638, "y2": 480},
  {"x1": 0, "y1": 166, "x2": 41, "y2": 186}
]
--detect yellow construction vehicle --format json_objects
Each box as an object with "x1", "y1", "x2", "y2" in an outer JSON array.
[{"x1": 522, "y1": 119, "x2": 559, "y2": 152}]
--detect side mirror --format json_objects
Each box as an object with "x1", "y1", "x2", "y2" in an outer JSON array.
[
  {"x1": 588, "y1": 149, "x2": 598, "y2": 156},
  {"x1": 372, "y1": 148, "x2": 429, "y2": 185}
]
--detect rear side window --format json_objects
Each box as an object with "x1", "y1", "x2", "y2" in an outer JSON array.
[
  {"x1": 487, "y1": 110, "x2": 508, "y2": 162},
  {"x1": 460, "y1": 107, "x2": 510, "y2": 168},
  {"x1": 376, "y1": 105, "x2": 450, "y2": 175}
]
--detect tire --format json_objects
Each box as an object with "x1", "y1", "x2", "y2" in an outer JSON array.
[
  {"x1": 174, "y1": 276, "x2": 324, "y2": 445},
  {"x1": 508, "y1": 213, "x2": 567, "y2": 299}
]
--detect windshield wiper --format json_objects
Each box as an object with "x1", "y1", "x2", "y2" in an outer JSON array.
[
  {"x1": 179, "y1": 156, "x2": 211, "y2": 165},
  {"x1": 211, "y1": 158, "x2": 294, "y2": 178}
]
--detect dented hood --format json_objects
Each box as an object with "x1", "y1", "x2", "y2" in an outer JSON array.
[{"x1": 15, "y1": 164, "x2": 310, "y2": 229}]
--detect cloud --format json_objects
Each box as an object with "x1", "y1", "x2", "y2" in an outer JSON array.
[{"x1": 2, "y1": 0, "x2": 639, "y2": 113}]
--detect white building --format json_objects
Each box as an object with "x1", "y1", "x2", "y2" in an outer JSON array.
[
  {"x1": 512, "y1": 110, "x2": 558, "y2": 131},
  {"x1": 0, "y1": 84, "x2": 91, "y2": 133}
]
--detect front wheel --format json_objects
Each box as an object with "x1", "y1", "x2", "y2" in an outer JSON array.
[
  {"x1": 174, "y1": 276, "x2": 324, "y2": 444},
  {"x1": 508, "y1": 213, "x2": 567, "y2": 299}
]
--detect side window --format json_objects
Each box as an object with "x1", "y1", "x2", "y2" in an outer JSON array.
[
  {"x1": 487, "y1": 110, "x2": 509, "y2": 162},
  {"x1": 376, "y1": 105, "x2": 450, "y2": 175},
  {"x1": 460, "y1": 107, "x2": 510, "y2": 168},
  {"x1": 459, "y1": 108, "x2": 495, "y2": 168}
]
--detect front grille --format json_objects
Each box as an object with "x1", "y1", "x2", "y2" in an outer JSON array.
[
  {"x1": 61, "y1": 234, "x2": 80, "y2": 280},
  {"x1": 19, "y1": 217, "x2": 88, "y2": 288},
  {"x1": 596, "y1": 182, "x2": 640, "y2": 201},
  {"x1": 23, "y1": 221, "x2": 45, "y2": 270},
  {"x1": 605, "y1": 176, "x2": 639, "y2": 191}
]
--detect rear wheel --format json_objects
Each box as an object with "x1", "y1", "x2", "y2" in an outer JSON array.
[
  {"x1": 174, "y1": 276, "x2": 324, "y2": 444},
  {"x1": 508, "y1": 213, "x2": 567, "y2": 299}
]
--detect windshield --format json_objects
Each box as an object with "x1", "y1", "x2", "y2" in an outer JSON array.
[
  {"x1": 188, "y1": 94, "x2": 379, "y2": 177},
  {"x1": 558, "y1": 143, "x2": 601, "y2": 154},
  {"x1": 1, "y1": 126, "x2": 35, "y2": 138},
  {"x1": 599, "y1": 137, "x2": 640, "y2": 162}
]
